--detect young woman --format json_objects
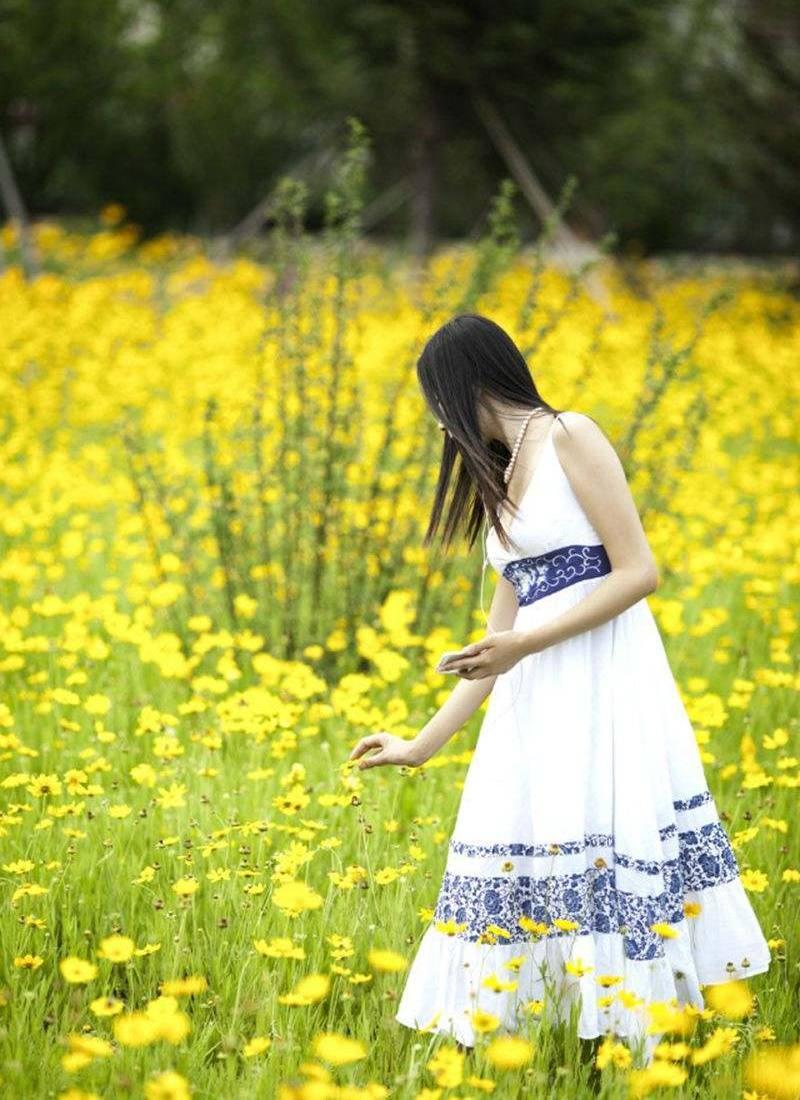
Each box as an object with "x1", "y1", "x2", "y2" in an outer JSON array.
[{"x1": 347, "y1": 313, "x2": 771, "y2": 1065}]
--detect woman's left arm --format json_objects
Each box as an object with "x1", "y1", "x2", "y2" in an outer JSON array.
[{"x1": 445, "y1": 412, "x2": 660, "y2": 678}]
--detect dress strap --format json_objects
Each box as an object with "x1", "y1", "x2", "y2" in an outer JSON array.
[{"x1": 480, "y1": 411, "x2": 562, "y2": 633}]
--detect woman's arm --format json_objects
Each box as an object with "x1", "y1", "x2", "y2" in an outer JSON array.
[
  {"x1": 443, "y1": 411, "x2": 660, "y2": 678},
  {"x1": 406, "y1": 573, "x2": 519, "y2": 764},
  {"x1": 348, "y1": 571, "x2": 519, "y2": 769}
]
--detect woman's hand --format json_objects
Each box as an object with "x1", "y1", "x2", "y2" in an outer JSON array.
[
  {"x1": 347, "y1": 731, "x2": 426, "y2": 770},
  {"x1": 439, "y1": 629, "x2": 529, "y2": 679}
]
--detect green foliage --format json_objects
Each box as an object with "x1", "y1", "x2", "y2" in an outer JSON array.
[{"x1": 0, "y1": 0, "x2": 797, "y2": 251}]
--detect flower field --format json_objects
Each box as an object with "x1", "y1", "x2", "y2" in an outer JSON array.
[{"x1": 0, "y1": 209, "x2": 798, "y2": 1099}]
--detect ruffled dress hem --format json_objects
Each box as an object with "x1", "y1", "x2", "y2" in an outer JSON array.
[{"x1": 395, "y1": 876, "x2": 771, "y2": 1059}]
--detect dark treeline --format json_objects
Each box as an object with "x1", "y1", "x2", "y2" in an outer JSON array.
[{"x1": 1, "y1": 0, "x2": 798, "y2": 254}]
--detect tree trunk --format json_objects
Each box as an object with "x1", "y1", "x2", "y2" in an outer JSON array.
[
  {"x1": 0, "y1": 127, "x2": 39, "y2": 278},
  {"x1": 409, "y1": 90, "x2": 440, "y2": 258}
]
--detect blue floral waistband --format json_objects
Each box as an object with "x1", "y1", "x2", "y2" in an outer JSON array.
[{"x1": 504, "y1": 543, "x2": 611, "y2": 606}]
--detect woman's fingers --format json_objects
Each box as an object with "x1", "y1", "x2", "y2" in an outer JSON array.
[
  {"x1": 456, "y1": 664, "x2": 480, "y2": 677},
  {"x1": 358, "y1": 751, "x2": 385, "y2": 769},
  {"x1": 452, "y1": 658, "x2": 481, "y2": 674},
  {"x1": 348, "y1": 733, "x2": 385, "y2": 761}
]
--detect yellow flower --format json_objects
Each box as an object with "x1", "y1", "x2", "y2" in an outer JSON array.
[
  {"x1": 171, "y1": 877, "x2": 200, "y2": 897},
  {"x1": 59, "y1": 956, "x2": 98, "y2": 984},
  {"x1": 61, "y1": 1052, "x2": 93, "y2": 1073},
  {"x1": 243, "y1": 1036, "x2": 272, "y2": 1057},
  {"x1": 434, "y1": 918, "x2": 468, "y2": 936},
  {"x1": 272, "y1": 878, "x2": 324, "y2": 916},
  {"x1": 3, "y1": 859, "x2": 35, "y2": 875},
  {"x1": 100, "y1": 201, "x2": 126, "y2": 224},
  {"x1": 470, "y1": 1009, "x2": 501, "y2": 1033},
  {"x1": 565, "y1": 957, "x2": 593, "y2": 977},
  {"x1": 652, "y1": 1040, "x2": 691, "y2": 1060},
  {"x1": 84, "y1": 694, "x2": 111, "y2": 715},
  {"x1": 650, "y1": 922, "x2": 678, "y2": 939},
  {"x1": 373, "y1": 867, "x2": 400, "y2": 885},
  {"x1": 367, "y1": 948, "x2": 408, "y2": 972},
  {"x1": 485, "y1": 1036, "x2": 535, "y2": 1068},
  {"x1": 552, "y1": 917, "x2": 580, "y2": 931},
  {"x1": 481, "y1": 973, "x2": 518, "y2": 992},
  {"x1": 518, "y1": 916, "x2": 549, "y2": 936},
  {"x1": 646, "y1": 1001, "x2": 695, "y2": 1036},
  {"x1": 628, "y1": 1062, "x2": 688, "y2": 1096},
  {"x1": 595, "y1": 1037, "x2": 632, "y2": 1069},
  {"x1": 131, "y1": 763, "x2": 158, "y2": 787},
  {"x1": 27, "y1": 773, "x2": 63, "y2": 798},
  {"x1": 683, "y1": 900, "x2": 702, "y2": 917},
  {"x1": 278, "y1": 973, "x2": 330, "y2": 1005},
  {"x1": 596, "y1": 973, "x2": 623, "y2": 987},
  {"x1": 145, "y1": 998, "x2": 191, "y2": 1044},
  {"x1": 90, "y1": 996, "x2": 125, "y2": 1017},
  {"x1": 479, "y1": 924, "x2": 512, "y2": 943},
  {"x1": 253, "y1": 937, "x2": 306, "y2": 960},
  {"x1": 690, "y1": 1026, "x2": 739, "y2": 1064},
  {"x1": 134, "y1": 942, "x2": 162, "y2": 956},
  {"x1": 740, "y1": 869, "x2": 769, "y2": 893},
  {"x1": 160, "y1": 976, "x2": 207, "y2": 996},
  {"x1": 704, "y1": 979, "x2": 754, "y2": 1018},
  {"x1": 97, "y1": 934, "x2": 136, "y2": 962},
  {"x1": 12, "y1": 883, "x2": 49, "y2": 903},
  {"x1": 156, "y1": 783, "x2": 188, "y2": 809},
  {"x1": 113, "y1": 1011, "x2": 163, "y2": 1047},
  {"x1": 313, "y1": 1031, "x2": 368, "y2": 1066},
  {"x1": 14, "y1": 954, "x2": 44, "y2": 969},
  {"x1": 144, "y1": 1070, "x2": 192, "y2": 1100},
  {"x1": 66, "y1": 1034, "x2": 114, "y2": 1059},
  {"x1": 426, "y1": 1045, "x2": 464, "y2": 1088},
  {"x1": 744, "y1": 1044, "x2": 800, "y2": 1100}
]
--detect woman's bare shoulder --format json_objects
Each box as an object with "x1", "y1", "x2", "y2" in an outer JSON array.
[{"x1": 554, "y1": 409, "x2": 609, "y2": 440}]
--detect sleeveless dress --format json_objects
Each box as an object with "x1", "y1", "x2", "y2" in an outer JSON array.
[{"x1": 394, "y1": 411, "x2": 771, "y2": 1062}]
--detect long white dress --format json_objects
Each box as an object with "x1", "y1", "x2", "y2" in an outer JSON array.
[{"x1": 395, "y1": 411, "x2": 771, "y2": 1062}]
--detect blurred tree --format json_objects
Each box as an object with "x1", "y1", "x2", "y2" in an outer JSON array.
[{"x1": 0, "y1": 0, "x2": 796, "y2": 252}]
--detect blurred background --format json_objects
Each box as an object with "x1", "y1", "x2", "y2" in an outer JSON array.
[{"x1": 1, "y1": 0, "x2": 798, "y2": 256}]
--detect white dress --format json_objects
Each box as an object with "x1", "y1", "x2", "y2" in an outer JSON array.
[{"x1": 395, "y1": 411, "x2": 771, "y2": 1062}]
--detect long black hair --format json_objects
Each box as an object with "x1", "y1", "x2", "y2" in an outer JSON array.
[{"x1": 416, "y1": 313, "x2": 563, "y2": 552}]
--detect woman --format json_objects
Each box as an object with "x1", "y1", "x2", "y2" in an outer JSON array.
[{"x1": 347, "y1": 313, "x2": 771, "y2": 1065}]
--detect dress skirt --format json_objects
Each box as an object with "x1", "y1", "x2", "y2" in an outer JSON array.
[{"x1": 395, "y1": 570, "x2": 772, "y2": 1061}]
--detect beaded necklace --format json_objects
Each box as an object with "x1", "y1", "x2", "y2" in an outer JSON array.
[
  {"x1": 503, "y1": 409, "x2": 536, "y2": 485},
  {"x1": 480, "y1": 408, "x2": 537, "y2": 631}
]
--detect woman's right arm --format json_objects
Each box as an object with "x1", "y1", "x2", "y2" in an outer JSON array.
[{"x1": 406, "y1": 572, "x2": 519, "y2": 765}]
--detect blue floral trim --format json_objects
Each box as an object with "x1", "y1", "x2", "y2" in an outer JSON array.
[
  {"x1": 503, "y1": 543, "x2": 611, "y2": 607},
  {"x1": 673, "y1": 791, "x2": 713, "y2": 811},
  {"x1": 451, "y1": 824, "x2": 679, "y2": 872},
  {"x1": 449, "y1": 793, "x2": 710, "y2": 864},
  {"x1": 434, "y1": 820, "x2": 740, "y2": 961}
]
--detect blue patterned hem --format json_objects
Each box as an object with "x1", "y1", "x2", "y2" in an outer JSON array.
[
  {"x1": 433, "y1": 795, "x2": 741, "y2": 961},
  {"x1": 503, "y1": 543, "x2": 611, "y2": 606}
]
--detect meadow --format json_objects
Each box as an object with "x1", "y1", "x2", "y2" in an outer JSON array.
[{"x1": 0, "y1": 181, "x2": 798, "y2": 1098}]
